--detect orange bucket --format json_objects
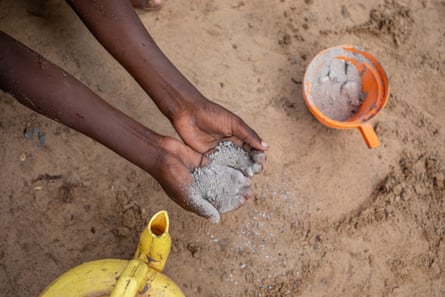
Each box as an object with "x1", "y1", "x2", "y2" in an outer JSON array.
[{"x1": 303, "y1": 45, "x2": 389, "y2": 148}]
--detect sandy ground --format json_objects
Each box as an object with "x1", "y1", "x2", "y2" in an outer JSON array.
[{"x1": 1, "y1": 0, "x2": 444, "y2": 296}]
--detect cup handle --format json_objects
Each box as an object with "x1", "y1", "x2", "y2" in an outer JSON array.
[{"x1": 359, "y1": 123, "x2": 380, "y2": 148}]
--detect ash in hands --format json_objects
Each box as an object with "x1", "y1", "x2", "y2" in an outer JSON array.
[{"x1": 190, "y1": 141, "x2": 265, "y2": 222}]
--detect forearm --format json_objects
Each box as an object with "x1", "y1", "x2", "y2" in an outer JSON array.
[
  {"x1": 66, "y1": 0, "x2": 204, "y2": 120},
  {"x1": 0, "y1": 31, "x2": 163, "y2": 174}
]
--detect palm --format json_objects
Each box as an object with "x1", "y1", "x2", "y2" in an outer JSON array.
[
  {"x1": 154, "y1": 137, "x2": 220, "y2": 221},
  {"x1": 155, "y1": 136, "x2": 252, "y2": 223}
]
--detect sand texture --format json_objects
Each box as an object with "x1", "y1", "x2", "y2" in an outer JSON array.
[{"x1": 1, "y1": 0, "x2": 444, "y2": 296}]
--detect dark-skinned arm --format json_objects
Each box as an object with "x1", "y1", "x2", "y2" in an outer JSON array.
[
  {"x1": 65, "y1": 0, "x2": 268, "y2": 154},
  {"x1": 0, "y1": 31, "x2": 222, "y2": 221}
]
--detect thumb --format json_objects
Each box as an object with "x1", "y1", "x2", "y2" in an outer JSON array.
[{"x1": 232, "y1": 117, "x2": 268, "y2": 151}]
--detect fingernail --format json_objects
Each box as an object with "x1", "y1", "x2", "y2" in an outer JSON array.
[
  {"x1": 261, "y1": 141, "x2": 269, "y2": 148},
  {"x1": 209, "y1": 214, "x2": 220, "y2": 224}
]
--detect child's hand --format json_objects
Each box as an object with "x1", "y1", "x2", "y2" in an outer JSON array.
[
  {"x1": 153, "y1": 137, "x2": 254, "y2": 223},
  {"x1": 171, "y1": 97, "x2": 268, "y2": 155}
]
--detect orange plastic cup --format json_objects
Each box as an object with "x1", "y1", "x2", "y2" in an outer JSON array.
[{"x1": 303, "y1": 45, "x2": 389, "y2": 148}]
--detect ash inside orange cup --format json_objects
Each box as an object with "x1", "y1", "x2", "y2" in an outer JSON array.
[{"x1": 303, "y1": 45, "x2": 389, "y2": 148}]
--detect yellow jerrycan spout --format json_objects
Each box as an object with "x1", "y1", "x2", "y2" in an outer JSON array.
[
  {"x1": 134, "y1": 209, "x2": 171, "y2": 271},
  {"x1": 39, "y1": 210, "x2": 185, "y2": 297}
]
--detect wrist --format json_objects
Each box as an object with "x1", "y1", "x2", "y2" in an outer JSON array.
[
  {"x1": 153, "y1": 74, "x2": 208, "y2": 121},
  {"x1": 133, "y1": 49, "x2": 208, "y2": 121}
]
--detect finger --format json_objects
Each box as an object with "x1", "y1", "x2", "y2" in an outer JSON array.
[
  {"x1": 242, "y1": 187, "x2": 254, "y2": 200},
  {"x1": 251, "y1": 150, "x2": 267, "y2": 165},
  {"x1": 246, "y1": 166, "x2": 254, "y2": 177},
  {"x1": 185, "y1": 196, "x2": 221, "y2": 224},
  {"x1": 206, "y1": 141, "x2": 252, "y2": 177},
  {"x1": 250, "y1": 150, "x2": 267, "y2": 174},
  {"x1": 130, "y1": 0, "x2": 162, "y2": 10},
  {"x1": 232, "y1": 117, "x2": 268, "y2": 152},
  {"x1": 230, "y1": 170, "x2": 252, "y2": 187},
  {"x1": 217, "y1": 195, "x2": 246, "y2": 214}
]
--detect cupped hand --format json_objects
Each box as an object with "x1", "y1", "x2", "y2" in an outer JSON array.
[
  {"x1": 171, "y1": 97, "x2": 268, "y2": 155},
  {"x1": 154, "y1": 137, "x2": 254, "y2": 223}
]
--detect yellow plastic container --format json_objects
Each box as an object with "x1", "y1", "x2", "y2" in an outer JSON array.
[{"x1": 39, "y1": 210, "x2": 185, "y2": 297}]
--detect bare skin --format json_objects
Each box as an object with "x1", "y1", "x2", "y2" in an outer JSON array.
[
  {"x1": 191, "y1": 164, "x2": 253, "y2": 223},
  {"x1": 189, "y1": 141, "x2": 266, "y2": 223},
  {"x1": 65, "y1": 0, "x2": 268, "y2": 154},
  {"x1": 0, "y1": 1, "x2": 267, "y2": 222},
  {"x1": 130, "y1": 0, "x2": 163, "y2": 11},
  {"x1": 0, "y1": 31, "x2": 257, "y2": 221}
]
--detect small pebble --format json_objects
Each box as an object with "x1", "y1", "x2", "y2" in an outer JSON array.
[{"x1": 19, "y1": 153, "x2": 26, "y2": 162}]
